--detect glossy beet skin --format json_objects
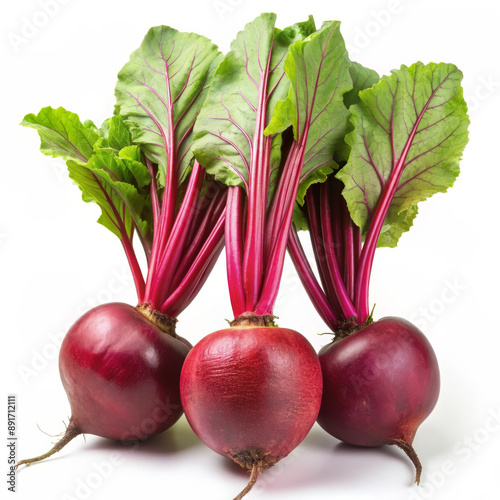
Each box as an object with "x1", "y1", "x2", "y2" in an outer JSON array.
[
  {"x1": 16, "y1": 302, "x2": 192, "y2": 468},
  {"x1": 59, "y1": 302, "x2": 191, "y2": 441},
  {"x1": 180, "y1": 326, "x2": 323, "y2": 469},
  {"x1": 317, "y1": 317, "x2": 440, "y2": 449}
]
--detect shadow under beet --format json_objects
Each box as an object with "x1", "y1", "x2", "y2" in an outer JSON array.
[
  {"x1": 306, "y1": 425, "x2": 420, "y2": 487},
  {"x1": 85, "y1": 415, "x2": 202, "y2": 456},
  {"x1": 15, "y1": 416, "x2": 202, "y2": 474}
]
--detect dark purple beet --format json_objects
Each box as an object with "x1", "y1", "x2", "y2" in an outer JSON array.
[
  {"x1": 317, "y1": 317, "x2": 440, "y2": 483},
  {"x1": 17, "y1": 302, "x2": 191, "y2": 467}
]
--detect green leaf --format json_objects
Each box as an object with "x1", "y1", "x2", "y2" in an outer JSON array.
[
  {"x1": 280, "y1": 15, "x2": 317, "y2": 43},
  {"x1": 378, "y1": 205, "x2": 418, "y2": 248},
  {"x1": 115, "y1": 25, "x2": 221, "y2": 184},
  {"x1": 344, "y1": 61, "x2": 379, "y2": 108},
  {"x1": 99, "y1": 115, "x2": 133, "y2": 150},
  {"x1": 265, "y1": 21, "x2": 353, "y2": 205},
  {"x1": 22, "y1": 105, "x2": 153, "y2": 250},
  {"x1": 292, "y1": 201, "x2": 309, "y2": 231},
  {"x1": 21, "y1": 106, "x2": 100, "y2": 163},
  {"x1": 337, "y1": 61, "x2": 470, "y2": 246},
  {"x1": 192, "y1": 13, "x2": 316, "y2": 189},
  {"x1": 67, "y1": 148, "x2": 151, "y2": 243},
  {"x1": 176, "y1": 52, "x2": 224, "y2": 185},
  {"x1": 334, "y1": 60, "x2": 380, "y2": 162}
]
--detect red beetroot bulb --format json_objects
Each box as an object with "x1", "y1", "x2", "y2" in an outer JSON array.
[
  {"x1": 317, "y1": 317, "x2": 440, "y2": 484},
  {"x1": 17, "y1": 302, "x2": 191, "y2": 467},
  {"x1": 180, "y1": 325, "x2": 323, "y2": 498}
]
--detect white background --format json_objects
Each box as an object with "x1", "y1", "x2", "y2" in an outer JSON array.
[{"x1": 2, "y1": 0, "x2": 499, "y2": 499}]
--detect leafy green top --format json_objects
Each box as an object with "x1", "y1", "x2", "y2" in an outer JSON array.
[
  {"x1": 338, "y1": 62, "x2": 469, "y2": 247},
  {"x1": 21, "y1": 107, "x2": 153, "y2": 297},
  {"x1": 115, "y1": 26, "x2": 221, "y2": 185},
  {"x1": 265, "y1": 21, "x2": 353, "y2": 204},
  {"x1": 192, "y1": 13, "x2": 317, "y2": 190}
]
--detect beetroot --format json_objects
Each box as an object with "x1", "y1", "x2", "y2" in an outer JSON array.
[
  {"x1": 180, "y1": 325, "x2": 322, "y2": 482},
  {"x1": 60, "y1": 303, "x2": 190, "y2": 440},
  {"x1": 287, "y1": 60, "x2": 468, "y2": 482},
  {"x1": 317, "y1": 317, "x2": 440, "y2": 483},
  {"x1": 19, "y1": 27, "x2": 226, "y2": 468},
  {"x1": 17, "y1": 303, "x2": 191, "y2": 467},
  {"x1": 183, "y1": 15, "x2": 352, "y2": 497}
]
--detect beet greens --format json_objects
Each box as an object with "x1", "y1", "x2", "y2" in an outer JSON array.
[
  {"x1": 193, "y1": 15, "x2": 353, "y2": 320},
  {"x1": 289, "y1": 61, "x2": 470, "y2": 330},
  {"x1": 115, "y1": 26, "x2": 227, "y2": 317},
  {"x1": 22, "y1": 26, "x2": 227, "y2": 323}
]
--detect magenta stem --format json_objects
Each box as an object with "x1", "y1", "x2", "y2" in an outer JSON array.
[
  {"x1": 149, "y1": 161, "x2": 205, "y2": 302},
  {"x1": 121, "y1": 233, "x2": 145, "y2": 302},
  {"x1": 241, "y1": 48, "x2": 273, "y2": 312},
  {"x1": 287, "y1": 225, "x2": 339, "y2": 330},
  {"x1": 182, "y1": 181, "x2": 222, "y2": 256},
  {"x1": 305, "y1": 188, "x2": 343, "y2": 319},
  {"x1": 161, "y1": 209, "x2": 226, "y2": 316},
  {"x1": 159, "y1": 63, "x2": 178, "y2": 248},
  {"x1": 265, "y1": 140, "x2": 298, "y2": 262},
  {"x1": 171, "y1": 238, "x2": 225, "y2": 318},
  {"x1": 342, "y1": 189, "x2": 361, "y2": 304},
  {"x1": 89, "y1": 172, "x2": 146, "y2": 302},
  {"x1": 255, "y1": 143, "x2": 304, "y2": 316},
  {"x1": 319, "y1": 181, "x2": 357, "y2": 321},
  {"x1": 355, "y1": 176, "x2": 398, "y2": 323},
  {"x1": 226, "y1": 186, "x2": 246, "y2": 317},
  {"x1": 330, "y1": 181, "x2": 344, "y2": 278},
  {"x1": 170, "y1": 186, "x2": 226, "y2": 292}
]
